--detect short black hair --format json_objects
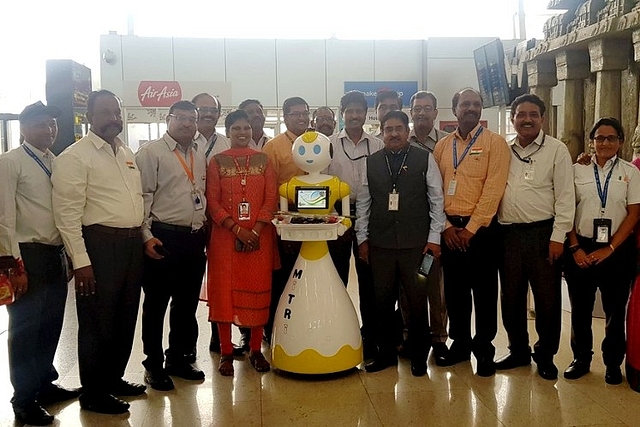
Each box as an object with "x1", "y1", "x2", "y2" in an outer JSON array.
[
  {"x1": 239, "y1": 99, "x2": 263, "y2": 110},
  {"x1": 380, "y1": 110, "x2": 409, "y2": 128},
  {"x1": 168, "y1": 100, "x2": 197, "y2": 116},
  {"x1": 452, "y1": 88, "x2": 483, "y2": 109},
  {"x1": 410, "y1": 91, "x2": 438, "y2": 109},
  {"x1": 589, "y1": 117, "x2": 625, "y2": 141},
  {"x1": 313, "y1": 107, "x2": 335, "y2": 120},
  {"x1": 87, "y1": 90, "x2": 119, "y2": 115},
  {"x1": 340, "y1": 91, "x2": 368, "y2": 114},
  {"x1": 510, "y1": 93, "x2": 546, "y2": 119},
  {"x1": 375, "y1": 90, "x2": 403, "y2": 110},
  {"x1": 225, "y1": 109, "x2": 250, "y2": 133},
  {"x1": 282, "y1": 97, "x2": 309, "y2": 115},
  {"x1": 191, "y1": 93, "x2": 219, "y2": 108}
]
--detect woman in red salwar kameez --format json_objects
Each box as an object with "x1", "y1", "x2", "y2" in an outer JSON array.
[{"x1": 206, "y1": 110, "x2": 278, "y2": 376}]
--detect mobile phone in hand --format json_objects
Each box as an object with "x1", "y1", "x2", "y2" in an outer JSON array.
[{"x1": 419, "y1": 252, "x2": 434, "y2": 276}]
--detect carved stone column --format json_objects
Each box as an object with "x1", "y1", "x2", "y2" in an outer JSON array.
[
  {"x1": 630, "y1": 29, "x2": 640, "y2": 158},
  {"x1": 527, "y1": 59, "x2": 557, "y2": 135},
  {"x1": 588, "y1": 38, "x2": 630, "y2": 121},
  {"x1": 556, "y1": 50, "x2": 590, "y2": 160}
]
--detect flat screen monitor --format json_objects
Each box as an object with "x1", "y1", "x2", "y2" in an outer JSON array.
[{"x1": 295, "y1": 186, "x2": 329, "y2": 210}]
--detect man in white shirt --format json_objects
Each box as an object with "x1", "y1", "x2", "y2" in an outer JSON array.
[
  {"x1": 495, "y1": 94, "x2": 575, "y2": 380},
  {"x1": 192, "y1": 93, "x2": 230, "y2": 163},
  {"x1": 52, "y1": 90, "x2": 146, "y2": 415},
  {"x1": 239, "y1": 98, "x2": 271, "y2": 151},
  {"x1": 0, "y1": 101, "x2": 79, "y2": 426},
  {"x1": 136, "y1": 100, "x2": 207, "y2": 391}
]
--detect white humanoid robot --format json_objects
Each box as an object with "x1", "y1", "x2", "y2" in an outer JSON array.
[{"x1": 271, "y1": 130, "x2": 363, "y2": 374}]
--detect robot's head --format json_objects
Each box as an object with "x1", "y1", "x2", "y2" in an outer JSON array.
[{"x1": 292, "y1": 130, "x2": 333, "y2": 173}]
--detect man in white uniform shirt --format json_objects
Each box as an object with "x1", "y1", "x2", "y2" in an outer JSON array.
[
  {"x1": 495, "y1": 94, "x2": 575, "y2": 380},
  {"x1": 192, "y1": 93, "x2": 230, "y2": 163},
  {"x1": 52, "y1": 90, "x2": 146, "y2": 415},
  {"x1": 136, "y1": 100, "x2": 207, "y2": 391},
  {"x1": 327, "y1": 90, "x2": 383, "y2": 359},
  {"x1": 0, "y1": 102, "x2": 79, "y2": 426}
]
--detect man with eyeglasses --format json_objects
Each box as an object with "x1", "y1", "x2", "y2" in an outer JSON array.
[
  {"x1": 0, "y1": 101, "x2": 80, "y2": 426},
  {"x1": 239, "y1": 99, "x2": 271, "y2": 150},
  {"x1": 52, "y1": 90, "x2": 146, "y2": 414},
  {"x1": 375, "y1": 90, "x2": 402, "y2": 138},
  {"x1": 312, "y1": 107, "x2": 336, "y2": 137},
  {"x1": 495, "y1": 94, "x2": 574, "y2": 380},
  {"x1": 326, "y1": 91, "x2": 383, "y2": 360},
  {"x1": 263, "y1": 96, "x2": 310, "y2": 342},
  {"x1": 192, "y1": 93, "x2": 230, "y2": 164},
  {"x1": 135, "y1": 100, "x2": 207, "y2": 391}
]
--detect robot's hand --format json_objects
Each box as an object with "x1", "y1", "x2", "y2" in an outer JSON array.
[{"x1": 341, "y1": 218, "x2": 352, "y2": 230}]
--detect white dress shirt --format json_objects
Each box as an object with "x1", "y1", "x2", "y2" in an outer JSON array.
[
  {"x1": 0, "y1": 142, "x2": 62, "y2": 259},
  {"x1": 52, "y1": 130, "x2": 144, "y2": 269},
  {"x1": 573, "y1": 155, "x2": 640, "y2": 238},
  {"x1": 249, "y1": 132, "x2": 271, "y2": 151},
  {"x1": 326, "y1": 129, "x2": 383, "y2": 203},
  {"x1": 498, "y1": 131, "x2": 575, "y2": 243},
  {"x1": 355, "y1": 147, "x2": 446, "y2": 245},
  {"x1": 194, "y1": 131, "x2": 230, "y2": 164},
  {"x1": 409, "y1": 127, "x2": 449, "y2": 153},
  {"x1": 136, "y1": 133, "x2": 207, "y2": 242}
]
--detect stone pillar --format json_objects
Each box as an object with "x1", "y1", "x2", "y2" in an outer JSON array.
[
  {"x1": 527, "y1": 59, "x2": 557, "y2": 135},
  {"x1": 630, "y1": 29, "x2": 640, "y2": 158},
  {"x1": 588, "y1": 38, "x2": 630, "y2": 121},
  {"x1": 556, "y1": 50, "x2": 590, "y2": 160}
]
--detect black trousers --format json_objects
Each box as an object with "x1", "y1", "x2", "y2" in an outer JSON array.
[
  {"x1": 141, "y1": 225, "x2": 207, "y2": 370},
  {"x1": 265, "y1": 237, "x2": 300, "y2": 342},
  {"x1": 328, "y1": 228, "x2": 376, "y2": 343},
  {"x1": 7, "y1": 243, "x2": 68, "y2": 406},
  {"x1": 499, "y1": 220, "x2": 562, "y2": 358},
  {"x1": 79, "y1": 226, "x2": 143, "y2": 393},
  {"x1": 564, "y1": 235, "x2": 636, "y2": 367},
  {"x1": 441, "y1": 219, "x2": 499, "y2": 360},
  {"x1": 369, "y1": 245, "x2": 430, "y2": 362}
]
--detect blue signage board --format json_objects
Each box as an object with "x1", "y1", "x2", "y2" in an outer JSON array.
[{"x1": 344, "y1": 81, "x2": 418, "y2": 108}]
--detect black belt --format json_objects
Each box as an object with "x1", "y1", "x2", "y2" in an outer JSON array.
[
  {"x1": 446, "y1": 215, "x2": 471, "y2": 228},
  {"x1": 152, "y1": 222, "x2": 204, "y2": 234},
  {"x1": 84, "y1": 224, "x2": 141, "y2": 237},
  {"x1": 501, "y1": 218, "x2": 554, "y2": 230},
  {"x1": 19, "y1": 242, "x2": 65, "y2": 252}
]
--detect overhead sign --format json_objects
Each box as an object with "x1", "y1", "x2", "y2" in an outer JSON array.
[
  {"x1": 473, "y1": 39, "x2": 510, "y2": 108},
  {"x1": 344, "y1": 81, "x2": 418, "y2": 108},
  {"x1": 137, "y1": 81, "x2": 182, "y2": 107}
]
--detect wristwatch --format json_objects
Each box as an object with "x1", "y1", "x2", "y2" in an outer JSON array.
[{"x1": 569, "y1": 245, "x2": 581, "y2": 254}]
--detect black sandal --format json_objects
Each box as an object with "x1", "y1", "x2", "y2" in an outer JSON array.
[
  {"x1": 249, "y1": 351, "x2": 270, "y2": 372},
  {"x1": 218, "y1": 355, "x2": 234, "y2": 376}
]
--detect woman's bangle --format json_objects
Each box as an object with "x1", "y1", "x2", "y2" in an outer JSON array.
[
  {"x1": 609, "y1": 244, "x2": 615, "y2": 252},
  {"x1": 234, "y1": 225, "x2": 240, "y2": 235},
  {"x1": 251, "y1": 229, "x2": 260, "y2": 238}
]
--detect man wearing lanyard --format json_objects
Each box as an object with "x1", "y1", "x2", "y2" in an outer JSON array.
[
  {"x1": 239, "y1": 99, "x2": 271, "y2": 150},
  {"x1": 407, "y1": 90, "x2": 450, "y2": 362},
  {"x1": 356, "y1": 110, "x2": 445, "y2": 376},
  {"x1": 192, "y1": 93, "x2": 230, "y2": 164},
  {"x1": 312, "y1": 106, "x2": 336, "y2": 137},
  {"x1": 135, "y1": 100, "x2": 207, "y2": 391},
  {"x1": 0, "y1": 102, "x2": 79, "y2": 426},
  {"x1": 495, "y1": 94, "x2": 574, "y2": 380},
  {"x1": 327, "y1": 90, "x2": 383, "y2": 360},
  {"x1": 52, "y1": 90, "x2": 146, "y2": 414},
  {"x1": 433, "y1": 88, "x2": 510, "y2": 377}
]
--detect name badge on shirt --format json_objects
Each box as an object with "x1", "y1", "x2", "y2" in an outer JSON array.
[
  {"x1": 388, "y1": 191, "x2": 399, "y2": 211},
  {"x1": 238, "y1": 202, "x2": 251, "y2": 221},
  {"x1": 524, "y1": 162, "x2": 535, "y2": 180},
  {"x1": 192, "y1": 190, "x2": 204, "y2": 211},
  {"x1": 593, "y1": 218, "x2": 612, "y2": 244},
  {"x1": 447, "y1": 179, "x2": 457, "y2": 196}
]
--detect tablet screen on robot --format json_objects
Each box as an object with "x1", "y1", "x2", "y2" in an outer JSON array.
[{"x1": 295, "y1": 186, "x2": 329, "y2": 210}]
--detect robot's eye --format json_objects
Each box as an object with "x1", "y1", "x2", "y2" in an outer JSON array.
[
  {"x1": 298, "y1": 146, "x2": 306, "y2": 155},
  {"x1": 313, "y1": 144, "x2": 321, "y2": 154}
]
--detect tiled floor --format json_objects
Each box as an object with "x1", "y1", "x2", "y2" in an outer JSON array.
[{"x1": 1, "y1": 271, "x2": 639, "y2": 426}]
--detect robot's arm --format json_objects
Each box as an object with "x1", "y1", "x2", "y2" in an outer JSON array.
[{"x1": 279, "y1": 183, "x2": 289, "y2": 212}]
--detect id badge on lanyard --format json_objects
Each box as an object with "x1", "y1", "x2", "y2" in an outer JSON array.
[{"x1": 388, "y1": 189, "x2": 399, "y2": 211}]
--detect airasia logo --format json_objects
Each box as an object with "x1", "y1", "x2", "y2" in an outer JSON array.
[{"x1": 137, "y1": 81, "x2": 182, "y2": 107}]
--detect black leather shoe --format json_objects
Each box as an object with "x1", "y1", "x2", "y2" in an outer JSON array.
[
  {"x1": 410, "y1": 360, "x2": 427, "y2": 377},
  {"x1": 38, "y1": 383, "x2": 81, "y2": 406},
  {"x1": 476, "y1": 358, "x2": 496, "y2": 377},
  {"x1": 166, "y1": 363, "x2": 205, "y2": 381},
  {"x1": 564, "y1": 359, "x2": 590, "y2": 380},
  {"x1": 431, "y1": 342, "x2": 449, "y2": 359},
  {"x1": 13, "y1": 402, "x2": 54, "y2": 426},
  {"x1": 605, "y1": 366, "x2": 623, "y2": 385},
  {"x1": 435, "y1": 348, "x2": 471, "y2": 367},
  {"x1": 144, "y1": 370, "x2": 175, "y2": 391},
  {"x1": 536, "y1": 360, "x2": 558, "y2": 380},
  {"x1": 362, "y1": 338, "x2": 377, "y2": 361},
  {"x1": 494, "y1": 352, "x2": 531, "y2": 370},
  {"x1": 111, "y1": 379, "x2": 147, "y2": 396},
  {"x1": 364, "y1": 357, "x2": 397, "y2": 373},
  {"x1": 79, "y1": 393, "x2": 130, "y2": 414}
]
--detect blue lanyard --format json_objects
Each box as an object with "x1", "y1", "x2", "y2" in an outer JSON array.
[
  {"x1": 593, "y1": 158, "x2": 618, "y2": 213},
  {"x1": 205, "y1": 134, "x2": 218, "y2": 158},
  {"x1": 22, "y1": 144, "x2": 52, "y2": 178},
  {"x1": 453, "y1": 126, "x2": 483, "y2": 173},
  {"x1": 384, "y1": 147, "x2": 410, "y2": 190}
]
